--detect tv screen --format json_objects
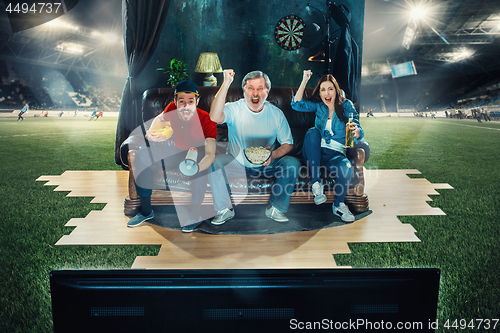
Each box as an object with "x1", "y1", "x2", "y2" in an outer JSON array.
[
  {"x1": 391, "y1": 61, "x2": 418, "y2": 78},
  {"x1": 50, "y1": 268, "x2": 440, "y2": 332}
]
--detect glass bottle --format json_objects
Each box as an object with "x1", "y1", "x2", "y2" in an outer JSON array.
[{"x1": 345, "y1": 112, "x2": 354, "y2": 148}]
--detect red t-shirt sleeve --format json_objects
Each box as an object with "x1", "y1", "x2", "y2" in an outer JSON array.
[{"x1": 199, "y1": 109, "x2": 217, "y2": 139}]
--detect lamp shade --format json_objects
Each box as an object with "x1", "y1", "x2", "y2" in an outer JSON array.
[
  {"x1": 194, "y1": 52, "x2": 223, "y2": 74},
  {"x1": 194, "y1": 52, "x2": 223, "y2": 86}
]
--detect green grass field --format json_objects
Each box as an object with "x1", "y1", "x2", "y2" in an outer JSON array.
[{"x1": 0, "y1": 116, "x2": 499, "y2": 332}]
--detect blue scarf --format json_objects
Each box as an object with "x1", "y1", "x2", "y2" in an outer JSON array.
[{"x1": 323, "y1": 130, "x2": 335, "y2": 144}]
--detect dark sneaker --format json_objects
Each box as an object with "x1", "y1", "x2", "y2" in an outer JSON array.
[
  {"x1": 265, "y1": 206, "x2": 289, "y2": 222},
  {"x1": 127, "y1": 211, "x2": 154, "y2": 228},
  {"x1": 332, "y1": 203, "x2": 355, "y2": 222},
  {"x1": 211, "y1": 208, "x2": 235, "y2": 225},
  {"x1": 182, "y1": 220, "x2": 203, "y2": 233}
]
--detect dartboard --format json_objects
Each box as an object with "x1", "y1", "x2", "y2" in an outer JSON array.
[{"x1": 274, "y1": 14, "x2": 305, "y2": 51}]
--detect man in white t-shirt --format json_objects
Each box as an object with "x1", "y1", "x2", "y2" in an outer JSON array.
[{"x1": 209, "y1": 70, "x2": 301, "y2": 224}]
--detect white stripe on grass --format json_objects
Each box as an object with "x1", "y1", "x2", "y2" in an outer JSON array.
[
  {"x1": 0, "y1": 131, "x2": 108, "y2": 138},
  {"x1": 434, "y1": 120, "x2": 500, "y2": 131}
]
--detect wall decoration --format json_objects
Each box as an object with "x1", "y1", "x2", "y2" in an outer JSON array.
[{"x1": 274, "y1": 14, "x2": 305, "y2": 51}]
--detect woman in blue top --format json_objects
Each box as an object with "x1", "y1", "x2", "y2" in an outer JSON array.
[{"x1": 291, "y1": 70, "x2": 364, "y2": 222}]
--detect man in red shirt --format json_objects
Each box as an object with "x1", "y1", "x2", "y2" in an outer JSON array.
[{"x1": 127, "y1": 81, "x2": 217, "y2": 232}]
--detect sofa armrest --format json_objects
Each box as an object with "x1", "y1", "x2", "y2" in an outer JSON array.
[
  {"x1": 120, "y1": 134, "x2": 148, "y2": 169},
  {"x1": 354, "y1": 138, "x2": 370, "y2": 163},
  {"x1": 346, "y1": 147, "x2": 366, "y2": 196}
]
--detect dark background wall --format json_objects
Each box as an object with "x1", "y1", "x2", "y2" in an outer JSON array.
[{"x1": 135, "y1": 0, "x2": 364, "y2": 104}]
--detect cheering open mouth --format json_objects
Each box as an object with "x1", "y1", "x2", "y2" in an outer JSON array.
[
  {"x1": 247, "y1": 95, "x2": 266, "y2": 112},
  {"x1": 251, "y1": 96, "x2": 260, "y2": 104},
  {"x1": 178, "y1": 108, "x2": 195, "y2": 121}
]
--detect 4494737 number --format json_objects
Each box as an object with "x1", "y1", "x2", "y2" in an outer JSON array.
[
  {"x1": 443, "y1": 318, "x2": 498, "y2": 330},
  {"x1": 5, "y1": 2, "x2": 62, "y2": 14}
]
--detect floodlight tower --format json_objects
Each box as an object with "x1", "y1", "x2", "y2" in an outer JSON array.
[{"x1": 402, "y1": 4, "x2": 429, "y2": 50}]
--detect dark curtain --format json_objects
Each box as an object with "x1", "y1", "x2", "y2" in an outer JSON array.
[
  {"x1": 331, "y1": 4, "x2": 359, "y2": 108},
  {"x1": 114, "y1": 0, "x2": 170, "y2": 168}
]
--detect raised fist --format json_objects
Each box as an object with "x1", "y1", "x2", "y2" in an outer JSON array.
[
  {"x1": 223, "y1": 69, "x2": 235, "y2": 85},
  {"x1": 303, "y1": 69, "x2": 312, "y2": 82}
]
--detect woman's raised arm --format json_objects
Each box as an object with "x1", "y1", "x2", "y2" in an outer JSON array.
[{"x1": 293, "y1": 69, "x2": 312, "y2": 103}]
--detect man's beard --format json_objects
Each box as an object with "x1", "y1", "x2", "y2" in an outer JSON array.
[
  {"x1": 178, "y1": 107, "x2": 196, "y2": 121},
  {"x1": 246, "y1": 93, "x2": 268, "y2": 112}
]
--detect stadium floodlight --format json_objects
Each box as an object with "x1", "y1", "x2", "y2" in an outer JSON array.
[
  {"x1": 402, "y1": 2, "x2": 435, "y2": 49},
  {"x1": 410, "y1": 6, "x2": 428, "y2": 21},
  {"x1": 44, "y1": 19, "x2": 79, "y2": 33},
  {"x1": 55, "y1": 42, "x2": 85, "y2": 55},
  {"x1": 403, "y1": 21, "x2": 417, "y2": 49},
  {"x1": 91, "y1": 31, "x2": 120, "y2": 44},
  {"x1": 450, "y1": 48, "x2": 474, "y2": 62},
  {"x1": 495, "y1": 21, "x2": 500, "y2": 32},
  {"x1": 101, "y1": 32, "x2": 120, "y2": 44}
]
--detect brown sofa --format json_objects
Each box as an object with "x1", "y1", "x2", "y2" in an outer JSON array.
[{"x1": 120, "y1": 86, "x2": 370, "y2": 216}]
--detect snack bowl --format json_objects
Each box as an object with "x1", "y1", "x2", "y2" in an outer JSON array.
[{"x1": 244, "y1": 146, "x2": 272, "y2": 165}]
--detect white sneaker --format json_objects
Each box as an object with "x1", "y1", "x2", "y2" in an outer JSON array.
[
  {"x1": 265, "y1": 206, "x2": 289, "y2": 222},
  {"x1": 332, "y1": 203, "x2": 355, "y2": 223},
  {"x1": 211, "y1": 208, "x2": 235, "y2": 225},
  {"x1": 311, "y1": 181, "x2": 327, "y2": 205}
]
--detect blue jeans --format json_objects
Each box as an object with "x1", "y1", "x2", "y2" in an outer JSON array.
[
  {"x1": 209, "y1": 153, "x2": 300, "y2": 213},
  {"x1": 133, "y1": 142, "x2": 208, "y2": 205},
  {"x1": 302, "y1": 128, "x2": 352, "y2": 206}
]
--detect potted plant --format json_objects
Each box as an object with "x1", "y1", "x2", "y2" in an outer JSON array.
[{"x1": 157, "y1": 59, "x2": 189, "y2": 87}]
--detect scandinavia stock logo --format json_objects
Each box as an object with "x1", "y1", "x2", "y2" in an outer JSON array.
[{"x1": 4, "y1": 0, "x2": 79, "y2": 33}]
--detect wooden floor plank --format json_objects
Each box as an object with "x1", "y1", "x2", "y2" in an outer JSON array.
[{"x1": 37, "y1": 169, "x2": 451, "y2": 269}]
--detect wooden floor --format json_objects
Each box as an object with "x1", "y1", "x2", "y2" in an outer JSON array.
[{"x1": 36, "y1": 169, "x2": 452, "y2": 269}]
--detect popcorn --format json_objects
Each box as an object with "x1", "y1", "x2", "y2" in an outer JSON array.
[{"x1": 245, "y1": 146, "x2": 271, "y2": 164}]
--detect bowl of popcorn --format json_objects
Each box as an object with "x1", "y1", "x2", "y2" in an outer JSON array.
[{"x1": 244, "y1": 146, "x2": 272, "y2": 165}]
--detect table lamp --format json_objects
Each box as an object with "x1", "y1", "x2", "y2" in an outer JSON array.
[{"x1": 194, "y1": 52, "x2": 223, "y2": 86}]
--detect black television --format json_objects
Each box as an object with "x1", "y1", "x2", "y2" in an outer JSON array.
[{"x1": 50, "y1": 268, "x2": 440, "y2": 332}]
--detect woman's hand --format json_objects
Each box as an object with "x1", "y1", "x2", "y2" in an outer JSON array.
[
  {"x1": 349, "y1": 122, "x2": 361, "y2": 139},
  {"x1": 294, "y1": 70, "x2": 313, "y2": 103},
  {"x1": 302, "y1": 70, "x2": 312, "y2": 83}
]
